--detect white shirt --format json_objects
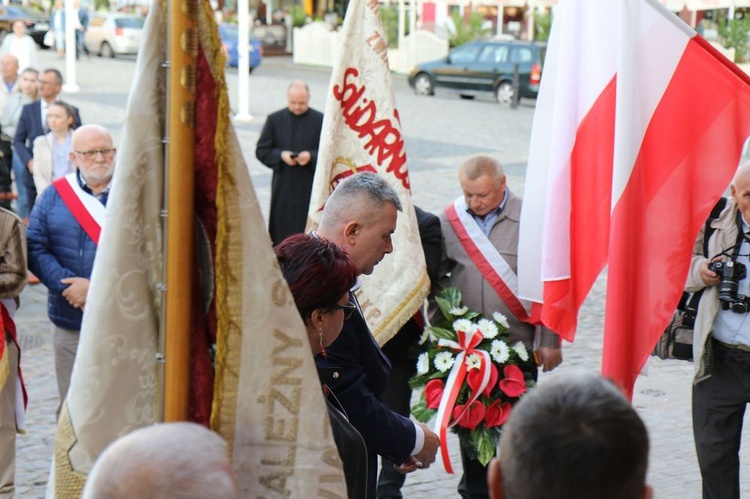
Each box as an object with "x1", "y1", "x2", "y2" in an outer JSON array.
[
  {"x1": 713, "y1": 216, "x2": 750, "y2": 347},
  {"x1": 40, "y1": 99, "x2": 49, "y2": 132}
]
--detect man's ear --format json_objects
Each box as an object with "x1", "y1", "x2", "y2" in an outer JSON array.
[
  {"x1": 487, "y1": 457, "x2": 504, "y2": 499},
  {"x1": 343, "y1": 221, "x2": 360, "y2": 245},
  {"x1": 642, "y1": 484, "x2": 654, "y2": 499}
]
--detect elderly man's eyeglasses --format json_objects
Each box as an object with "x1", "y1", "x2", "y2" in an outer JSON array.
[
  {"x1": 331, "y1": 301, "x2": 357, "y2": 319},
  {"x1": 75, "y1": 148, "x2": 116, "y2": 160}
]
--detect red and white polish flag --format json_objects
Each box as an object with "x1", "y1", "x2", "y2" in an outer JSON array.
[{"x1": 518, "y1": 0, "x2": 750, "y2": 397}]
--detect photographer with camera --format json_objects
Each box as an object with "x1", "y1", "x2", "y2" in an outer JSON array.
[
  {"x1": 256, "y1": 80, "x2": 323, "y2": 246},
  {"x1": 687, "y1": 162, "x2": 750, "y2": 499}
]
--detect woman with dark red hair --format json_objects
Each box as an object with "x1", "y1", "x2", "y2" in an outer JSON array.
[{"x1": 275, "y1": 233, "x2": 367, "y2": 498}]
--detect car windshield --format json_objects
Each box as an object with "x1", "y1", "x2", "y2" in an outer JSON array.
[
  {"x1": 7, "y1": 6, "x2": 44, "y2": 20},
  {"x1": 115, "y1": 18, "x2": 145, "y2": 29}
]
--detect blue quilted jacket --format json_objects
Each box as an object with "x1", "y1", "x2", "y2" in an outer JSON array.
[{"x1": 27, "y1": 178, "x2": 105, "y2": 331}]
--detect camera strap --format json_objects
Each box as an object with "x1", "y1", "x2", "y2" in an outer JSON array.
[{"x1": 732, "y1": 212, "x2": 747, "y2": 261}]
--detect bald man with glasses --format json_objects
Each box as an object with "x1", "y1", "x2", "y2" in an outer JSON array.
[{"x1": 26, "y1": 124, "x2": 113, "y2": 418}]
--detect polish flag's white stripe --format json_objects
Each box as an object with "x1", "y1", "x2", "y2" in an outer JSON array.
[{"x1": 611, "y1": 0, "x2": 692, "y2": 209}]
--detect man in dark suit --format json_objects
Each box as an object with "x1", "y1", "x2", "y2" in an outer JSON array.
[
  {"x1": 13, "y1": 68, "x2": 82, "y2": 211},
  {"x1": 377, "y1": 205, "x2": 442, "y2": 498},
  {"x1": 315, "y1": 173, "x2": 440, "y2": 498}
]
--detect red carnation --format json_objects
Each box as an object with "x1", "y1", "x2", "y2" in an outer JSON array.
[
  {"x1": 498, "y1": 364, "x2": 527, "y2": 398},
  {"x1": 484, "y1": 400, "x2": 512, "y2": 428},
  {"x1": 453, "y1": 401, "x2": 486, "y2": 431},
  {"x1": 424, "y1": 379, "x2": 445, "y2": 409}
]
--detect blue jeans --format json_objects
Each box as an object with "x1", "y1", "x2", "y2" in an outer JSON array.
[{"x1": 11, "y1": 153, "x2": 28, "y2": 218}]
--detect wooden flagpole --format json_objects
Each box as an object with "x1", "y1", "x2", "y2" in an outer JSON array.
[{"x1": 163, "y1": 0, "x2": 198, "y2": 422}]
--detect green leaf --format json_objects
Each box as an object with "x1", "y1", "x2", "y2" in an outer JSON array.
[
  {"x1": 435, "y1": 295, "x2": 456, "y2": 322},
  {"x1": 463, "y1": 311, "x2": 482, "y2": 321},
  {"x1": 435, "y1": 287, "x2": 465, "y2": 322},
  {"x1": 441, "y1": 287, "x2": 463, "y2": 307},
  {"x1": 411, "y1": 399, "x2": 437, "y2": 424},
  {"x1": 429, "y1": 327, "x2": 456, "y2": 341},
  {"x1": 472, "y1": 426, "x2": 498, "y2": 467}
]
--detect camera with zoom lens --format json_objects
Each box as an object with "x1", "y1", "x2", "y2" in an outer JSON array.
[{"x1": 709, "y1": 260, "x2": 749, "y2": 313}]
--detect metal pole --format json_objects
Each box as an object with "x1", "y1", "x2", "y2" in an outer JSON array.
[
  {"x1": 236, "y1": 0, "x2": 253, "y2": 122},
  {"x1": 62, "y1": 0, "x2": 78, "y2": 92},
  {"x1": 398, "y1": 0, "x2": 405, "y2": 49}
]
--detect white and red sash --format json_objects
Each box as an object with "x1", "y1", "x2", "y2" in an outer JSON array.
[
  {"x1": 445, "y1": 197, "x2": 540, "y2": 324},
  {"x1": 53, "y1": 173, "x2": 106, "y2": 244}
]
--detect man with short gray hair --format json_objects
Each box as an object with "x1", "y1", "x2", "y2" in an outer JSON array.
[
  {"x1": 316, "y1": 172, "x2": 440, "y2": 498},
  {"x1": 488, "y1": 371, "x2": 652, "y2": 499},
  {"x1": 82, "y1": 422, "x2": 237, "y2": 499},
  {"x1": 437, "y1": 154, "x2": 563, "y2": 498}
]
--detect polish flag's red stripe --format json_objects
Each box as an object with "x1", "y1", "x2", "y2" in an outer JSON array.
[
  {"x1": 602, "y1": 37, "x2": 750, "y2": 396},
  {"x1": 541, "y1": 77, "x2": 617, "y2": 341}
]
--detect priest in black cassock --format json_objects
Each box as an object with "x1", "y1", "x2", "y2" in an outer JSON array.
[{"x1": 256, "y1": 80, "x2": 324, "y2": 246}]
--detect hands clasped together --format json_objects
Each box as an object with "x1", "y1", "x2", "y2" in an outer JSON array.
[
  {"x1": 394, "y1": 422, "x2": 441, "y2": 474},
  {"x1": 280, "y1": 150, "x2": 312, "y2": 167}
]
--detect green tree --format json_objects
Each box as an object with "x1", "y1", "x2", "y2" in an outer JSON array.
[
  {"x1": 290, "y1": 5, "x2": 308, "y2": 28},
  {"x1": 534, "y1": 12, "x2": 552, "y2": 42},
  {"x1": 718, "y1": 16, "x2": 750, "y2": 62},
  {"x1": 379, "y1": 5, "x2": 410, "y2": 48},
  {"x1": 449, "y1": 11, "x2": 490, "y2": 48}
]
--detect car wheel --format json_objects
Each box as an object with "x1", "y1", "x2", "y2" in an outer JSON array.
[
  {"x1": 459, "y1": 94, "x2": 475, "y2": 100},
  {"x1": 414, "y1": 73, "x2": 434, "y2": 96},
  {"x1": 100, "y1": 41, "x2": 115, "y2": 58},
  {"x1": 496, "y1": 82, "x2": 514, "y2": 107}
]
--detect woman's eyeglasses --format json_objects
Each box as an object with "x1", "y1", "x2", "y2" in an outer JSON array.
[{"x1": 331, "y1": 301, "x2": 357, "y2": 319}]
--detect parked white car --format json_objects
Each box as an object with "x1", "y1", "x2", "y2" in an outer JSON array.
[{"x1": 84, "y1": 13, "x2": 144, "y2": 58}]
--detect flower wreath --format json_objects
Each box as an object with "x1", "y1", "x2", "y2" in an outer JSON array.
[{"x1": 410, "y1": 287, "x2": 535, "y2": 470}]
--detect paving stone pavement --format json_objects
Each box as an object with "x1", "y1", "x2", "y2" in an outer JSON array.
[{"x1": 8, "y1": 49, "x2": 750, "y2": 498}]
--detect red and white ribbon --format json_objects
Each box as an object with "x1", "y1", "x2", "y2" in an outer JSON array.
[{"x1": 432, "y1": 328, "x2": 492, "y2": 474}]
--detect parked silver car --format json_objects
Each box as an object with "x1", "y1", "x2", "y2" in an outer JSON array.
[{"x1": 84, "y1": 13, "x2": 144, "y2": 58}]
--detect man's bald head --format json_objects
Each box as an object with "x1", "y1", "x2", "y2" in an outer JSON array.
[
  {"x1": 287, "y1": 80, "x2": 311, "y2": 116},
  {"x1": 82, "y1": 422, "x2": 237, "y2": 499},
  {"x1": 730, "y1": 161, "x2": 750, "y2": 223}
]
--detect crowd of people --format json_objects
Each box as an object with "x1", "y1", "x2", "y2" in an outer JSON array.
[
  {"x1": 0, "y1": 58, "x2": 113, "y2": 498},
  {"x1": 0, "y1": 66, "x2": 746, "y2": 499}
]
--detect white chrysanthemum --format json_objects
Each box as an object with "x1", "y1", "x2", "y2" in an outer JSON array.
[
  {"x1": 477, "y1": 318, "x2": 499, "y2": 339},
  {"x1": 466, "y1": 353, "x2": 482, "y2": 370},
  {"x1": 492, "y1": 312, "x2": 510, "y2": 329},
  {"x1": 491, "y1": 340, "x2": 510, "y2": 364},
  {"x1": 449, "y1": 306, "x2": 469, "y2": 316},
  {"x1": 416, "y1": 352, "x2": 430, "y2": 375},
  {"x1": 418, "y1": 328, "x2": 431, "y2": 345},
  {"x1": 513, "y1": 342, "x2": 530, "y2": 362},
  {"x1": 434, "y1": 351, "x2": 455, "y2": 372},
  {"x1": 453, "y1": 319, "x2": 473, "y2": 333}
]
